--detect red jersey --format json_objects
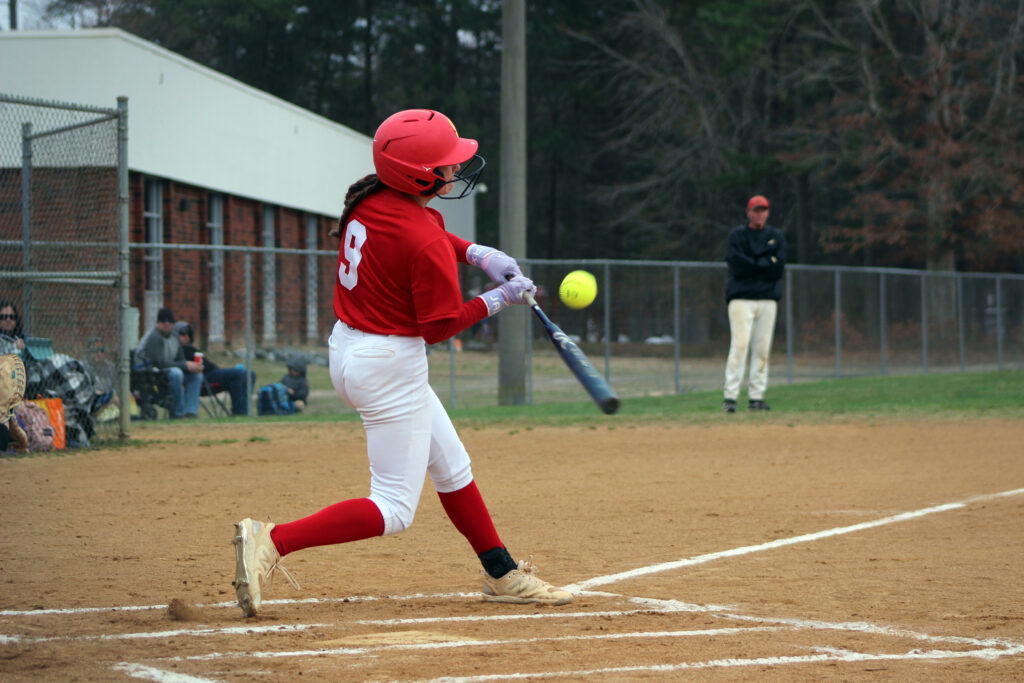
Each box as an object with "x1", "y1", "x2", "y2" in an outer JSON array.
[{"x1": 333, "y1": 187, "x2": 485, "y2": 343}]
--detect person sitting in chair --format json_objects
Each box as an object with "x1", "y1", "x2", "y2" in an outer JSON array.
[
  {"x1": 174, "y1": 321, "x2": 254, "y2": 417},
  {"x1": 82, "y1": 336, "x2": 119, "y2": 420},
  {"x1": 136, "y1": 308, "x2": 201, "y2": 419},
  {"x1": 279, "y1": 355, "x2": 310, "y2": 412},
  {"x1": 0, "y1": 301, "x2": 26, "y2": 352}
]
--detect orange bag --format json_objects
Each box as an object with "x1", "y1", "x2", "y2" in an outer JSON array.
[{"x1": 31, "y1": 398, "x2": 66, "y2": 450}]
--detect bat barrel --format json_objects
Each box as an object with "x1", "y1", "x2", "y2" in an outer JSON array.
[{"x1": 598, "y1": 395, "x2": 620, "y2": 415}]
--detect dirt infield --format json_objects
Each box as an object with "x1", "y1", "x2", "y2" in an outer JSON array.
[{"x1": 2, "y1": 417, "x2": 1023, "y2": 681}]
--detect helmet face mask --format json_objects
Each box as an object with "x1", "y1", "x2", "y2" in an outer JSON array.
[
  {"x1": 435, "y1": 154, "x2": 485, "y2": 200},
  {"x1": 373, "y1": 110, "x2": 485, "y2": 199}
]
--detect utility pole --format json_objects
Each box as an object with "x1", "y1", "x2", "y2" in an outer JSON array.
[
  {"x1": 9, "y1": 0, "x2": 19, "y2": 30},
  {"x1": 497, "y1": 0, "x2": 528, "y2": 405}
]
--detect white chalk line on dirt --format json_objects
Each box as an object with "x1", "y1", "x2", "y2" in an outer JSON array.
[
  {"x1": 112, "y1": 662, "x2": 216, "y2": 683},
  {"x1": 0, "y1": 591, "x2": 480, "y2": 617},
  {"x1": 170, "y1": 626, "x2": 788, "y2": 662},
  {"x1": 566, "y1": 485, "x2": 1024, "y2": 591},
  {"x1": 375, "y1": 645, "x2": 1024, "y2": 683},
  {"x1": 0, "y1": 598, "x2": 711, "y2": 646},
  {"x1": 148, "y1": 594, "x2": 1023, "y2": 664},
  {"x1": 2, "y1": 622, "x2": 323, "y2": 644}
]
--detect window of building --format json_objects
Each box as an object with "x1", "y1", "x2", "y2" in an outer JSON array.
[
  {"x1": 262, "y1": 205, "x2": 276, "y2": 344},
  {"x1": 305, "y1": 214, "x2": 319, "y2": 342},
  {"x1": 207, "y1": 192, "x2": 225, "y2": 344},
  {"x1": 143, "y1": 178, "x2": 163, "y2": 330}
]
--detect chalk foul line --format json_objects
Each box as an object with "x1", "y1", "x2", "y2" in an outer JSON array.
[{"x1": 567, "y1": 486, "x2": 1024, "y2": 591}]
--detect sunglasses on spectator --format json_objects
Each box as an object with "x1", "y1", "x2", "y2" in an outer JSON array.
[{"x1": 0, "y1": 314, "x2": 15, "y2": 320}]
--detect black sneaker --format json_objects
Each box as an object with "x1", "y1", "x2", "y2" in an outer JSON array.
[
  {"x1": 748, "y1": 399, "x2": 771, "y2": 411},
  {"x1": 722, "y1": 399, "x2": 737, "y2": 413}
]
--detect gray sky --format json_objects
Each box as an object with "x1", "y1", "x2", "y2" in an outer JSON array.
[{"x1": 2, "y1": 0, "x2": 73, "y2": 31}]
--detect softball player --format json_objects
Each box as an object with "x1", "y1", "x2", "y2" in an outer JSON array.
[
  {"x1": 722, "y1": 195, "x2": 786, "y2": 412},
  {"x1": 232, "y1": 109, "x2": 574, "y2": 617}
]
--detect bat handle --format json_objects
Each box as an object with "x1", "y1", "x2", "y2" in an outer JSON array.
[{"x1": 503, "y1": 272, "x2": 538, "y2": 306}]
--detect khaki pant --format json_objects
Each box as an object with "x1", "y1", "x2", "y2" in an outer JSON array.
[{"x1": 724, "y1": 299, "x2": 778, "y2": 402}]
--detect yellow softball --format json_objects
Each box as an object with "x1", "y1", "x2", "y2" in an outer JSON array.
[{"x1": 559, "y1": 270, "x2": 598, "y2": 310}]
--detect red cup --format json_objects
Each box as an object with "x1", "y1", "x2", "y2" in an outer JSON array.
[{"x1": 194, "y1": 352, "x2": 204, "y2": 363}]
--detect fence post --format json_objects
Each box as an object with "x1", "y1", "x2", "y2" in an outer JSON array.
[
  {"x1": 523, "y1": 261, "x2": 533, "y2": 406},
  {"x1": 245, "y1": 251, "x2": 254, "y2": 410},
  {"x1": 673, "y1": 264, "x2": 680, "y2": 393},
  {"x1": 786, "y1": 268, "x2": 793, "y2": 384},
  {"x1": 921, "y1": 273, "x2": 929, "y2": 373},
  {"x1": 117, "y1": 97, "x2": 131, "y2": 440},
  {"x1": 996, "y1": 276, "x2": 1003, "y2": 370},
  {"x1": 879, "y1": 272, "x2": 887, "y2": 376},
  {"x1": 835, "y1": 270, "x2": 841, "y2": 379},
  {"x1": 603, "y1": 261, "x2": 611, "y2": 381},
  {"x1": 449, "y1": 338, "x2": 457, "y2": 410},
  {"x1": 21, "y1": 122, "x2": 33, "y2": 335},
  {"x1": 957, "y1": 274, "x2": 966, "y2": 372}
]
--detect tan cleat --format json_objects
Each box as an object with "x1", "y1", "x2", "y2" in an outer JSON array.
[
  {"x1": 482, "y1": 556, "x2": 574, "y2": 605},
  {"x1": 231, "y1": 518, "x2": 298, "y2": 617}
]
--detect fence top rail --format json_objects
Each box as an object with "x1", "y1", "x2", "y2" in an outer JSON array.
[
  {"x1": 3, "y1": 240, "x2": 1022, "y2": 280},
  {"x1": 521, "y1": 258, "x2": 1024, "y2": 280},
  {"x1": 26, "y1": 113, "x2": 120, "y2": 142},
  {"x1": 127, "y1": 241, "x2": 337, "y2": 257},
  {"x1": 1, "y1": 92, "x2": 120, "y2": 116},
  {"x1": 0, "y1": 271, "x2": 119, "y2": 279}
]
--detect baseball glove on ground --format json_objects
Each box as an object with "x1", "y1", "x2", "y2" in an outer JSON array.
[{"x1": 0, "y1": 353, "x2": 29, "y2": 452}]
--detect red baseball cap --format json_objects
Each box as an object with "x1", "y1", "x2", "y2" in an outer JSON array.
[{"x1": 747, "y1": 195, "x2": 770, "y2": 210}]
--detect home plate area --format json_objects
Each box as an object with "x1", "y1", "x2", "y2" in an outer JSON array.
[{"x1": 4, "y1": 590, "x2": 1022, "y2": 681}]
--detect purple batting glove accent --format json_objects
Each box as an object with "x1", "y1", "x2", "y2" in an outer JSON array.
[
  {"x1": 477, "y1": 276, "x2": 537, "y2": 316},
  {"x1": 466, "y1": 243, "x2": 524, "y2": 283}
]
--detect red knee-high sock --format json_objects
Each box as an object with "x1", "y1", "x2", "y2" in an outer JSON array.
[
  {"x1": 437, "y1": 481, "x2": 503, "y2": 554},
  {"x1": 270, "y1": 498, "x2": 385, "y2": 557}
]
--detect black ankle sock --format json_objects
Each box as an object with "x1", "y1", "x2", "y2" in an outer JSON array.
[{"x1": 478, "y1": 546, "x2": 517, "y2": 579}]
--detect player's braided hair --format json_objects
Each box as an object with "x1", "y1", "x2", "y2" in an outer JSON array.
[{"x1": 331, "y1": 174, "x2": 386, "y2": 239}]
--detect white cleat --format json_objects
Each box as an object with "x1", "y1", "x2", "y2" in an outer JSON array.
[
  {"x1": 231, "y1": 518, "x2": 298, "y2": 617},
  {"x1": 482, "y1": 556, "x2": 574, "y2": 605}
]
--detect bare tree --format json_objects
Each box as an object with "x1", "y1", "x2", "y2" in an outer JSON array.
[
  {"x1": 566, "y1": 0, "x2": 806, "y2": 259},
  {"x1": 791, "y1": 0, "x2": 1024, "y2": 271}
]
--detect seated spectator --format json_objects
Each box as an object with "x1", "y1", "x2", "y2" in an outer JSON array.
[
  {"x1": 174, "y1": 321, "x2": 254, "y2": 417},
  {"x1": 81, "y1": 336, "x2": 119, "y2": 420},
  {"x1": 136, "y1": 307, "x2": 201, "y2": 419},
  {"x1": 0, "y1": 300, "x2": 26, "y2": 352},
  {"x1": 280, "y1": 355, "x2": 310, "y2": 412}
]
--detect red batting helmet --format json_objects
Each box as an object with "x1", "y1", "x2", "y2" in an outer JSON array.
[{"x1": 372, "y1": 109, "x2": 483, "y2": 198}]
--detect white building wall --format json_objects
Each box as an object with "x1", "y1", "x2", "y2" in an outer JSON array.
[
  {"x1": 0, "y1": 28, "x2": 369, "y2": 218},
  {"x1": 0, "y1": 27, "x2": 476, "y2": 240}
]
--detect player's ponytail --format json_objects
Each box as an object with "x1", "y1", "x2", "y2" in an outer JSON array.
[{"x1": 331, "y1": 174, "x2": 385, "y2": 239}]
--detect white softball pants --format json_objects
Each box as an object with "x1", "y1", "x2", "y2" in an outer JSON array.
[
  {"x1": 724, "y1": 299, "x2": 778, "y2": 401},
  {"x1": 328, "y1": 321, "x2": 474, "y2": 536}
]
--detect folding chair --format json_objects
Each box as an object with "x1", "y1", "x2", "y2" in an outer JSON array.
[
  {"x1": 199, "y1": 375, "x2": 232, "y2": 418},
  {"x1": 130, "y1": 349, "x2": 174, "y2": 420},
  {"x1": 23, "y1": 337, "x2": 54, "y2": 361}
]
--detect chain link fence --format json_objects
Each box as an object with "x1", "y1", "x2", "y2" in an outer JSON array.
[
  {"x1": 519, "y1": 261, "x2": 1024, "y2": 406},
  {"x1": 2, "y1": 91, "x2": 1020, "y2": 451},
  {"x1": 1, "y1": 94, "x2": 129, "y2": 447},
  {"x1": 122, "y1": 246, "x2": 1024, "y2": 413}
]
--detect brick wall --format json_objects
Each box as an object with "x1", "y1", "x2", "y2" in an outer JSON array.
[
  {"x1": 128, "y1": 174, "x2": 338, "y2": 350},
  {"x1": 3, "y1": 168, "x2": 341, "y2": 353}
]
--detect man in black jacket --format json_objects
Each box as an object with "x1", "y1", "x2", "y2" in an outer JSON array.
[
  {"x1": 174, "y1": 321, "x2": 254, "y2": 416},
  {"x1": 723, "y1": 195, "x2": 786, "y2": 413}
]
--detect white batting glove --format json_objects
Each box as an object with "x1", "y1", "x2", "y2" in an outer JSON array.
[
  {"x1": 478, "y1": 275, "x2": 537, "y2": 316},
  {"x1": 466, "y1": 243, "x2": 524, "y2": 283}
]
